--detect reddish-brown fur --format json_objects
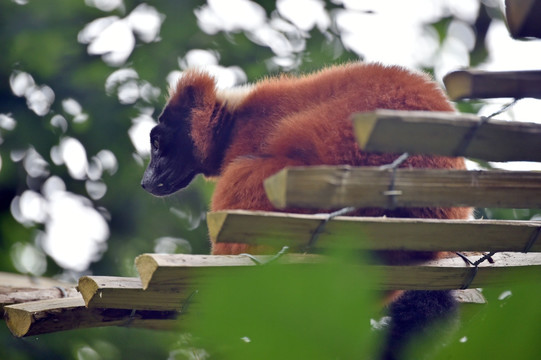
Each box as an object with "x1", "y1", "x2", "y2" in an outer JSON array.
[{"x1": 147, "y1": 63, "x2": 471, "y2": 258}]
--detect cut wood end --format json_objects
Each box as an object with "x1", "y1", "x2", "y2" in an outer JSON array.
[
  {"x1": 4, "y1": 307, "x2": 31, "y2": 337},
  {"x1": 443, "y1": 70, "x2": 472, "y2": 100},
  {"x1": 263, "y1": 168, "x2": 288, "y2": 209},
  {"x1": 5, "y1": 297, "x2": 86, "y2": 337},
  {"x1": 206, "y1": 211, "x2": 229, "y2": 244},
  {"x1": 505, "y1": 0, "x2": 536, "y2": 38},
  {"x1": 135, "y1": 254, "x2": 159, "y2": 290},
  {"x1": 351, "y1": 111, "x2": 379, "y2": 149},
  {"x1": 77, "y1": 276, "x2": 100, "y2": 307},
  {"x1": 452, "y1": 289, "x2": 487, "y2": 304}
]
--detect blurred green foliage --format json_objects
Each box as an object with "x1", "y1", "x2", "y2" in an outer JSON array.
[
  {"x1": 187, "y1": 252, "x2": 381, "y2": 359},
  {"x1": 1, "y1": 0, "x2": 540, "y2": 359},
  {"x1": 188, "y1": 264, "x2": 541, "y2": 360}
]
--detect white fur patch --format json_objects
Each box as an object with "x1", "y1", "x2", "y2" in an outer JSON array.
[{"x1": 216, "y1": 84, "x2": 254, "y2": 111}]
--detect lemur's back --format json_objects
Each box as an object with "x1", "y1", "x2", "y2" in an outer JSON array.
[{"x1": 222, "y1": 63, "x2": 460, "y2": 170}]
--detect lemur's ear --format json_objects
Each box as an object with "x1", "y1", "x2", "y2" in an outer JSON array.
[
  {"x1": 169, "y1": 71, "x2": 216, "y2": 111},
  {"x1": 174, "y1": 84, "x2": 197, "y2": 108}
]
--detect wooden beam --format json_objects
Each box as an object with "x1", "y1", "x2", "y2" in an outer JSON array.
[
  {"x1": 505, "y1": 0, "x2": 541, "y2": 38},
  {"x1": 264, "y1": 166, "x2": 541, "y2": 209},
  {"x1": 4, "y1": 296, "x2": 178, "y2": 337},
  {"x1": 207, "y1": 210, "x2": 541, "y2": 253},
  {"x1": 78, "y1": 276, "x2": 195, "y2": 311},
  {"x1": 443, "y1": 69, "x2": 541, "y2": 100},
  {"x1": 352, "y1": 110, "x2": 541, "y2": 162}
]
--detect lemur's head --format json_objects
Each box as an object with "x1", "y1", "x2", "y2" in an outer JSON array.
[{"x1": 141, "y1": 71, "x2": 217, "y2": 196}]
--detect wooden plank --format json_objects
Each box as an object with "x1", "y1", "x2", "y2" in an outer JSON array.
[
  {"x1": 0, "y1": 271, "x2": 75, "y2": 289},
  {"x1": 505, "y1": 0, "x2": 541, "y2": 38},
  {"x1": 135, "y1": 253, "x2": 321, "y2": 290},
  {"x1": 264, "y1": 166, "x2": 541, "y2": 209},
  {"x1": 0, "y1": 272, "x2": 78, "y2": 317},
  {"x1": 78, "y1": 276, "x2": 197, "y2": 311},
  {"x1": 443, "y1": 69, "x2": 541, "y2": 100},
  {"x1": 1, "y1": 286, "x2": 79, "y2": 317},
  {"x1": 375, "y1": 252, "x2": 541, "y2": 290},
  {"x1": 207, "y1": 210, "x2": 541, "y2": 253},
  {"x1": 134, "y1": 253, "x2": 502, "y2": 292},
  {"x1": 4, "y1": 296, "x2": 178, "y2": 337},
  {"x1": 98, "y1": 253, "x2": 541, "y2": 292},
  {"x1": 352, "y1": 110, "x2": 541, "y2": 162}
]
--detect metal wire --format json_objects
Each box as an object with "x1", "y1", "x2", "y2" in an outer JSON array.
[
  {"x1": 380, "y1": 152, "x2": 409, "y2": 208},
  {"x1": 305, "y1": 207, "x2": 356, "y2": 251},
  {"x1": 240, "y1": 246, "x2": 290, "y2": 265},
  {"x1": 453, "y1": 99, "x2": 518, "y2": 157}
]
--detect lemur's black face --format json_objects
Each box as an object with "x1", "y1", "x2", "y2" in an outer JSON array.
[{"x1": 141, "y1": 105, "x2": 199, "y2": 197}]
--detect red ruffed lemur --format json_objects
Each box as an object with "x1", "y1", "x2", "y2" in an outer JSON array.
[{"x1": 142, "y1": 62, "x2": 471, "y2": 360}]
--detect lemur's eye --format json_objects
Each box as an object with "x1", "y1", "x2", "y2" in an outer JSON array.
[{"x1": 152, "y1": 138, "x2": 159, "y2": 150}]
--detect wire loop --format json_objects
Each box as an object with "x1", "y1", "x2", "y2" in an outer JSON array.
[
  {"x1": 379, "y1": 152, "x2": 409, "y2": 209},
  {"x1": 123, "y1": 309, "x2": 137, "y2": 327},
  {"x1": 240, "y1": 246, "x2": 290, "y2": 266},
  {"x1": 453, "y1": 99, "x2": 518, "y2": 157},
  {"x1": 180, "y1": 290, "x2": 199, "y2": 314},
  {"x1": 54, "y1": 286, "x2": 67, "y2": 298},
  {"x1": 455, "y1": 251, "x2": 496, "y2": 289}
]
